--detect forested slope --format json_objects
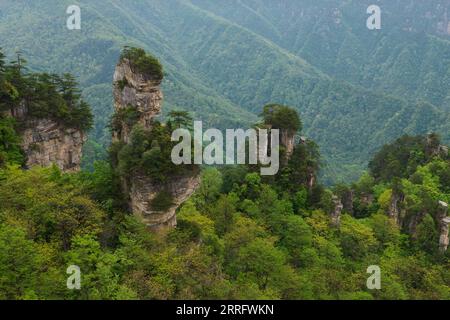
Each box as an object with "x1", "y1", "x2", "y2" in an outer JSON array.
[
  {"x1": 1, "y1": 0, "x2": 449, "y2": 183},
  {"x1": 191, "y1": 0, "x2": 450, "y2": 110},
  {"x1": 1, "y1": 47, "x2": 449, "y2": 300}
]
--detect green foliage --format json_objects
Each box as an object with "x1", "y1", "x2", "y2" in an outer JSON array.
[
  {"x1": 150, "y1": 191, "x2": 174, "y2": 212},
  {"x1": 415, "y1": 214, "x2": 439, "y2": 254},
  {"x1": 0, "y1": 51, "x2": 93, "y2": 131},
  {"x1": 0, "y1": 116, "x2": 24, "y2": 166},
  {"x1": 1, "y1": 2, "x2": 449, "y2": 182},
  {"x1": 0, "y1": 166, "x2": 104, "y2": 248},
  {"x1": 261, "y1": 104, "x2": 302, "y2": 133},
  {"x1": 110, "y1": 105, "x2": 141, "y2": 132},
  {"x1": 0, "y1": 132, "x2": 449, "y2": 300},
  {"x1": 120, "y1": 47, "x2": 163, "y2": 81},
  {"x1": 112, "y1": 122, "x2": 196, "y2": 183},
  {"x1": 0, "y1": 224, "x2": 42, "y2": 299},
  {"x1": 369, "y1": 135, "x2": 440, "y2": 182}
]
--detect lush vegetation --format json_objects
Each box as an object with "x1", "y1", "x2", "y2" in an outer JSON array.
[
  {"x1": 0, "y1": 116, "x2": 24, "y2": 167},
  {"x1": 369, "y1": 134, "x2": 448, "y2": 182},
  {"x1": 261, "y1": 104, "x2": 302, "y2": 133},
  {"x1": 0, "y1": 49, "x2": 93, "y2": 132},
  {"x1": 110, "y1": 108, "x2": 197, "y2": 183},
  {"x1": 120, "y1": 47, "x2": 163, "y2": 81},
  {"x1": 0, "y1": 100, "x2": 449, "y2": 299},
  {"x1": 111, "y1": 123, "x2": 193, "y2": 183},
  {"x1": 0, "y1": 1, "x2": 449, "y2": 301}
]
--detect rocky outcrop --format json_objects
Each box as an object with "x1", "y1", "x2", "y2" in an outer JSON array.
[
  {"x1": 341, "y1": 189, "x2": 354, "y2": 215},
  {"x1": 4, "y1": 101, "x2": 86, "y2": 172},
  {"x1": 113, "y1": 55, "x2": 199, "y2": 230},
  {"x1": 406, "y1": 212, "x2": 426, "y2": 238},
  {"x1": 129, "y1": 173, "x2": 200, "y2": 230},
  {"x1": 113, "y1": 58, "x2": 163, "y2": 144},
  {"x1": 21, "y1": 119, "x2": 86, "y2": 172},
  {"x1": 388, "y1": 192, "x2": 403, "y2": 225},
  {"x1": 438, "y1": 201, "x2": 449, "y2": 252},
  {"x1": 330, "y1": 195, "x2": 343, "y2": 227},
  {"x1": 280, "y1": 129, "x2": 295, "y2": 159}
]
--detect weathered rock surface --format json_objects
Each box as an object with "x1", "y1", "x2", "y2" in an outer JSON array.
[
  {"x1": 388, "y1": 192, "x2": 403, "y2": 225},
  {"x1": 130, "y1": 173, "x2": 200, "y2": 230},
  {"x1": 340, "y1": 189, "x2": 354, "y2": 215},
  {"x1": 21, "y1": 119, "x2": 86, "y2": 172},
  {"x1": 330, "y1": 195, "x2": 343, "y2": 227},
  {"x1": 4, "y1": 101, "x2": 86, "y2": 172},
  {"x1": 438, "y1": 201, "x2": 449, "y2": 252},
  {"x1": 280, "y1": 129, "x2": 295, "y2": 159},
  {"x1": 113, "y1": 58, "x2": 163, "y2": 143}
]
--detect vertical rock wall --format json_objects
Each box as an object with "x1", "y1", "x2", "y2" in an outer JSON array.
[
  {"x1": 21, "y1": 119, "x2": 86, "y2": 172},
  {"x1": 4, "y1": 102, "x2": 86, "y2": 172}
]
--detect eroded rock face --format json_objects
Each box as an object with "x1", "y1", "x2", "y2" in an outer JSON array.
[
  {"x1": 113, "y1": 57, "x2": 199, "y2": 230},
  {"x1": 436, "y1": 7, "x2": 450, "y2": 36},
  {"x1": 438, "y1": 201, "x2": 449, "y2": 252},
  {"x1": 280, "y1": 129, "x2": 295, "y2": 159},
  {"x1": 330, "y1": 195, "x2": 343, "y2": 227},
  {"x1": 113, "y1": 58, "x2": 163, "y2": 143},
  {"x1": 341, "y1": 189, "x2": 354, "y2": 215},
  {"x1": 388, "y1": 192, "x2": 403, "y2": 225},
  {"x1": 130, "y1": 173, "x2": 200, "y2": 230},
  {"x1": 21, "y1": 119, "x2": 86, "y2": 172},
  {"x1": 4, "y1": 101, "x2": 86, "y2": 172}
]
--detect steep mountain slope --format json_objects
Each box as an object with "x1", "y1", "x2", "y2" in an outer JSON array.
[
  {"x1": 0, "y1": 0, "x2": 257, "y2": 142},
  {"x1": 1, "y1": 0, "x2": 449, "y2": 183},
  {"x1": 190, "y1": 0, "x2": 450, "y2": 110}
]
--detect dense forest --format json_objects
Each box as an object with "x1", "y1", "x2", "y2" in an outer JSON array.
[
  {"x1": 1, "y1": 124, "x2": 449, "y2": 299},
  {"x1": 1, "y1": 49, "x2": 449, "y2": 300},
  {"x1": 1, "y1": 0, "x2": 449, "y2": 183},
  {"x1": 1, "y1": 1, "x2": 450, "y2": 301},
  {"x1": 0, "y1": 50, "x2": 92, "y2": 167}
]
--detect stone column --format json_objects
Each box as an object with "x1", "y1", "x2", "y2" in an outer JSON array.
[
  {"x1": 341, "y1": 189, "x2": 354, "y2": 215},
  {"x1": 438, "y1": 201, "x2": 449, "y2": 252},
  {"x1": 388, "y1": 192, "x2": 403, "y2": 225},
  {"x1": 331, "y1": 195, "x2": 343, "y2": 227}
]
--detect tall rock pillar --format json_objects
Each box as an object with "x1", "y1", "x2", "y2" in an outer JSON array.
[
  {"x1": 438, "y1": 201, "x2": 449, "y2": 252},
  {"x1": 112, "y1": 49, "x2": 200, "y2": 231}
]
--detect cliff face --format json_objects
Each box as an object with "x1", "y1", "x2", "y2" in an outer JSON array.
[
  {"x1": 21, "y1": 119, "x2": 86, "y2": 172},
  {"x1": 113, "y1": 59, "x2": 163, "y2": 144},
  {"x1": 5, "y1": 103, "x2": 86, "y2": 172},
  {"x1": 113, "y1": 57, "x2": 200, "y2": 230},
  {"x1": 280, "y1": 129, "x2": 295, "y2": 160},
  {"x1": 130, "y1": 174, "x2": 200, "y2": 230}
]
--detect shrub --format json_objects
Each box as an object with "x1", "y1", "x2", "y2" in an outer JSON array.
[
  {"x1": 0, "y1": 116, "x2": 24, "y2": 166},
  {"x1": 151, "y1": 191, "x2": 174, "y2": 212},
  {"x1": 261, "y1": 104, "x2": 302, "y2": 133},
  {"x1": 110, "y1": 105, "x2": 141, "y2": 131},
  {"x1": 120, "y1": 47, "x2": 163, "y2": 81},
  {"x1": 116, "y1": 78, "x2": 129, "y2": 91}
]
